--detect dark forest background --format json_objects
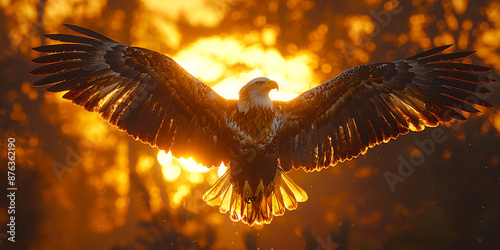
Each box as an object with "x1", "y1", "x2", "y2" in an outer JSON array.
[{"x1": 1, "y1": 0, "x2": 500, "y2": 249}]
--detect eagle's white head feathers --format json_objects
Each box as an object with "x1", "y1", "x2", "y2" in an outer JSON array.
[{"x1": 238, "y1": 77, "x2": 279, "y2": 114}]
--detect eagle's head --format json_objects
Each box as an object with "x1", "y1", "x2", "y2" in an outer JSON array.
[{"x1": 238, "y1": 77, "x2": 279, "y2": 114}]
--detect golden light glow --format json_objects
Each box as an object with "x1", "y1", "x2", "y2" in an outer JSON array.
[
  {"x1": 344, "y1": 15, "x2": 375, "y2": 44},
  {"x1": 452, "y1": 0, "x2": 468, "y2": 15},
  {"x1": 131, "y1": 13, "x2": 181, "y2": 50},
  {"x1": 162, "y1": 163, "x2": 181, "y2": 182},
  {"x1": 269, "y1": 90, "x2": 299, "y2": 101},
  {"x1": 149, "y1": 185, "x2": 164, "y2": 213},
  {"x1": 489, "y1": 110, "x2": 500, "y2": 134},
  {"x1": 136, "y1": 154, "x2": 155, "y2": 174},
  {"x1": 172, "y1": 184, "x2": 190, "y2": 207},
  {"x1": 141, "y1": 0, "x2": 228, "y2": 27},
  {"x1": 189, "y1": 172, "x2": 204, "y2": 184},
  {"x1": 262, "y1": 27, "x2": 278, "y2": 46},
  {"x1": 157, "y1": 150, "x2": 172, "y2": 166},
  {"x1": 158, "y1": 150, "x2": 182, "y2": 181},
  {"x1": 433, "y1": 31, "x2": 455, "y2": 46},
  {"x1": 44, "y1": 0, "x2": 107, "y2": 32},
  {"x1": 171, "y1": 30, "x2": 319, "y2": 100},
  {"x1": 409, "y1": 14, "x2": 432, "y2": 48},
  {"x1": 177, "y1": 157, "x2": 210, "y2": 173},
  {"x1": 218, "y1": 164, "x2": 228, "y2": 178},
  {"x1": 445, "y1": 11, "x2": 459, "y2": 31},
  {"x1": 177, "y1": 53, "x2": 225, "y2": 82}
]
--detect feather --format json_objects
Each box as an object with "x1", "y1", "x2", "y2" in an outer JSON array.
[
  {"x1": 31, "y1": 52, "x2": 88, "y2": 64},
  {"x1": 32, "y1": 69, "x2": 84, "y2": 86},
  {"x1": 32, "y1": 24, "x2": 232, "y2": 169},
  {"x1": 62, "y1": 83, "x2": 93, "y2": 100},
  {"x1": 441, "y1": 95, "x2": 481, "y2": 114},
  {"x1": 43, "y1": 34, "x2": 100, "y2": 45},
  {"x1": 436, "y1": 70, "x2": 495, "y2": 83},
  {"x1": 441, "y1": 86, "x2": 493, "y2": 107},
  {"x1": 45, "y1": 78, "x2": 80, "y2": 92},
  {"x1": 437, "y1": 77, "x2": 493, "y2": 93},
  {"x1": 404, "y1": 44, "x2": 453, "y2": 61},
  {"x1": 33, "y1": 44, "x2": 95, "y2": 53},
  {"x1": 357, "y1": 91, "x2": 384, "y2": 142},
  {"x1": 63, "y1": 24, "x2": 117, "y2": 42},
  {"x1": 155, "y1": 111, "x2": 176, "y2": 151},
  {"x1": 430, "y1": 62, "x2": 492, "y2": 73},
  {"x1": 279, "y1": 44, "x2": 493, "y2": 173},
  {"x1": 279, "y1": 140, "x2": 293, "y2": 171},
  {"x1": 418, "y1": 51, "x2": 475, "y2": 64},
  {"x1": 29, "y1": 61, "x2": 84, "y2": 75},
  {"x1": 346, "y1": 102, "x2": 369, "y2": 148}
]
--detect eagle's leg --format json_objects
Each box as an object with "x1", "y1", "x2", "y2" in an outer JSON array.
[{"x1": 202, "y1": 167, "x2": 308, "y2": 226}]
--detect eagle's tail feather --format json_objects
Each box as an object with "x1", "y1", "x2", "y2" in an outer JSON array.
[
  {"x1": 279, "y1": 170, "x2": 308, "y2": 208},
  {"x1": 203, "y1": 170, "x2": 231, "y2": 207},
  {"x1": 202, "y1": 168, "x2": 308, "y2": 226}
]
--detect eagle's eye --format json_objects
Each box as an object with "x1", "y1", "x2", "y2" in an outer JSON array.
[{"x1": 256, "y1": 81, "x2": 262, "y2": 86}]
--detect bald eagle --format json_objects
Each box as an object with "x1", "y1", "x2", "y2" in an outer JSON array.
[{"x1": 31, "y1": 24, "x2": 495, "y2": 226}]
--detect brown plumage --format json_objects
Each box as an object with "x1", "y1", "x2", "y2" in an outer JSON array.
[{"x1": 31, "y1": 24, "x2": 496, "y2": 226}]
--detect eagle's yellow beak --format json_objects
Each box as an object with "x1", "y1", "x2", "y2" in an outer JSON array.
[{"x1": 266, "y1": 80, "x2": 279, "y2": 91}]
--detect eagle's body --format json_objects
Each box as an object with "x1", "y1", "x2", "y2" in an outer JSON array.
[{"x1": 31, "y1": 25, "x2": 495, "y2": 226}]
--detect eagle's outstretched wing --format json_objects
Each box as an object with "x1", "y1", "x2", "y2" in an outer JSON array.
[
  {"x1": 30, "y1": 24, "x2": 234, "y2": 168},
  {"x1": 277, "y1": 45, "x2": 495, "y2": 172}
]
